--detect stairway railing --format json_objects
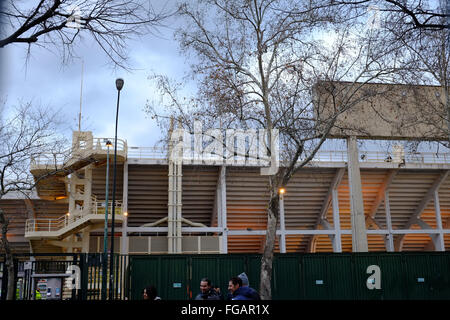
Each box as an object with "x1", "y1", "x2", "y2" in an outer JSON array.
[
  {"x1": 25, "y1": 199, "x2": 122, "y2": 234},
  {"x1": 31, "y1": 137, "x2": 127, "y2": 167}
]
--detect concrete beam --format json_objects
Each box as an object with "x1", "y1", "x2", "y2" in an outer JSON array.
[
  {"x1": 308, "y1": 168, "x2": 345, "y2": 252},
  {"x1": 396, "y1": 170, "x2": 449, "y2": 251},
  {"x1": 425, "y1": 191, "x2": 445, "y2": 251},
  {"x1": 48, "y1": 240, "x2": 82, "y2": 248},
  {"x1": 384, "y1": 190, "x2": 394, "y2": 252},
  {"x1": 367, "y1": 170, "x2": 398, "y2": 228}
]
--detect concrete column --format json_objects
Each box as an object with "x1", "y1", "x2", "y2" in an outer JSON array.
[
  {"x1": 84, "y1": 165, "x2": 93, "y2": 214},
  {"x1": 347, "y1": 136, "x2": 368, "y2": 252},
  {"x1": 220, "y1": 166, "x2": 228, "y2": 253},
  {"x1": 68, "y1": 176, "x2": 76, "y2": 215},
  {"x1": 332, "y1": 188, "x2": 342, "y2": 253},
  {"x1": 176, "y1": 161, "x2": 182, "y2": 253},
  {"x1": 82, "y1": 227, "x2": 91, "y2": 253},
  {"x1": 433, "y1": 191, "x2": 445, "y2": 251},
  {"x1": 121, "y1": 161, "x2": 129, "y2": 254},
  {"x1": 168, "y1": 161, "x2": 174, "y2": 253},
  {"x1": 279, "y1": 194, "x2": 286, "y2": 253},
  {"x1": 384, "y1": 190, "x2": 394, "y2": 252}
]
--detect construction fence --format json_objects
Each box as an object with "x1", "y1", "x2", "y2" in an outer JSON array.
[{"x1": 1, "y1": 252, "x2": 449, "y2": 300}]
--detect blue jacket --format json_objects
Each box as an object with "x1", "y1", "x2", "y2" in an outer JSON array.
[{"x1": 231, "y1": 286, "x2": 260, "y2": 300}]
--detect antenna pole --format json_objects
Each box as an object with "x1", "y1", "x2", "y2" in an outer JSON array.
[{"x1": 78, "y1": 59, "x2": 84, "y2": 131}]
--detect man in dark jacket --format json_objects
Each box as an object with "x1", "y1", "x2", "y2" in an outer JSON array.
[
  {"x1": 237, "y1": 272, "x2": 260, "y2": 300},
  {"x1": 195, "y1": 278, "x2": 221, "y2": 300},
  {"x1": 228, "y1": 277, "x2": 260, "y2": 300}
]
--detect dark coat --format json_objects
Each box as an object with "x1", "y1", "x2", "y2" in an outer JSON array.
[
  {"x1": 231, "y1": 286, "x2": 261, "y2": 300},
  {"x1": 194, "y1": 288, "x2": 221, "y2": 300}
]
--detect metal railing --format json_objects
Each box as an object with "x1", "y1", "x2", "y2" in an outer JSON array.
[
  {"x1": 31, "y1": 137, "x2": 127, "y2": 167},
  {"x1": 127, "y1": 146, "x2": 450, "y2": 165},
  {"x1": 127, "y1": 146, "x2": 165, "y2": 159},
  {"x1": 92, "y1": 138, "x2": 127, "y2": 152},
  {"x1": 25, "y1": 200, "x2": 122, "y2": 233}
]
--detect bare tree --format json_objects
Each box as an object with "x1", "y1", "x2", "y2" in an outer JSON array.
[
  {"x1": 0, "y1": 207, "x2": 14, "y2": 300},
  {"x1": 394, "y1": 10, "x2": 449, "y2": 144},
  {"x1": 355, "y1": 0, "x2": 449, "y2": 153},
  {"x1": 0, "y1": 101, "x2": 67, "y2": 300},
  {"x1": 0, "y1": 0, "x2": 173, "y2": 68},
  {"x1": 146, "y1": 0, "x2": 405, "y2": 299},
  {"x1": 332, "y1": 0, "x2": 449, "y2": 30}
]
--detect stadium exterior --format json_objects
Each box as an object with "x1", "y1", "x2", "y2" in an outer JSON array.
[
  {"x1": 2, "y1": 82, "x2": 450, "y2": 300},
  {"x1": 2, "y1": 130, "x2": 450, "y2": 256}
]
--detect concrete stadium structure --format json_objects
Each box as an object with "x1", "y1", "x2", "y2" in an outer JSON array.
[{"x1": 2, "y1": 129, "x2": 450, "y2": 255}]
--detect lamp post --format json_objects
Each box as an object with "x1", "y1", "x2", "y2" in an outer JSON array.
[
  {"x1": 109, "y1": 78, "x2": 124, "y2": 299},
  {"x1": 278, "y1": 188, "x2": 286, "y2": 254},
  {"x1": 102, "y1": 140, "x2": 112, "y2": 300}
]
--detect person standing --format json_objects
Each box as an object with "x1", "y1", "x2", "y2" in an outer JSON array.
[
  {"x1": 194, "y1": 278, "x2": 220, "y2": 300},
  {"x1": 143, "y1": 285, "x2": 161, "y2": 300},
  {"x1": 228, "y1": 277, "x2": 258, "y2": 300},
  {"x1": 237, "y1": 272, "x2": 260, "y2": 300}
]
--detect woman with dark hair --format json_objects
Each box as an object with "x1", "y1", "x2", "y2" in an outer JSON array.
[{"x1": 143, "y1": 285, "x2": 161, "y2": 300}]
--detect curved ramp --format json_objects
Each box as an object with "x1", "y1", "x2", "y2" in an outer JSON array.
[{"x1": 30, "y1": 135, "x2": 127, "y2": 200}]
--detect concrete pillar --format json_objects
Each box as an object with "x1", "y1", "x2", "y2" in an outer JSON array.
[
  {"x1": 384, "y1": 191, "x2": 394, "y2": 252},
  {"x1": 433, "y1": 191, "x2": 445, "y2": 251},
  {"x1": 176, "y1": 160, "x2": 182, "y2": 253},
  {"x1": 332, "y1": 188, "x2": 342, "y2": 253},
  {"x1": 82, "y1": 227, "x2": 90, "y2": 253},
  {"x1": 168, "y1": 161, "x2": 174, "y2": 253},
  {"x1": 347, "y1": 136, "x2": 368, "y2": 252},
  {"x1": 84, "y1": 165, "x2": 92, "y2": 214},
  {"x1": 279, "y1": 194, "x2": 286, "y2": 253},
  {"x1": 220, "y1": 166, "x2": 228, "y2": 253}
]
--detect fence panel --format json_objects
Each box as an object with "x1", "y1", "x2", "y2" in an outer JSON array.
[
  {"x1": 272, "y1": 255, "x2": 303, "y2": 300},
  {"x1": 191, "y1": 255, "x2": 246, "y2": 300},
  {"x1": 403, "y1": 253, "x2": 450, "y2": 300}
]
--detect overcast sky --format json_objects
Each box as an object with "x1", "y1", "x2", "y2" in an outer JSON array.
[
  {"x1": 0, "y1": 0, "x2": 185, "y2": 148},
  {"x1": 0, "y1": 1, "x2": 445, "y2": 154}
]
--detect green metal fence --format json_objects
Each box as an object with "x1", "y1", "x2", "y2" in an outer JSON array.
[
  {"x1": 2, "y1": 252, "x2": 449, "y2": 300},
  {"x1": 128, "y1": 252, "x2": 450, "y2": 300}
]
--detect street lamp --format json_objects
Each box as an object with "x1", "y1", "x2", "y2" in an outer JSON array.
[
  {"x1": 278, "y1": 187, "x2": 286, "y2": 253},
  {"x1": 102, "y1": 139, "x2": 112, "y2": 300},
  {"x1": 109, "y1": 78, "x2": 124, "y2": 299}
]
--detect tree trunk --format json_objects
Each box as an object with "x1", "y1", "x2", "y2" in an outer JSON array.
[
  {"x1": 5, "y1": 255, "x2": 15, "y2": 300},
  {"x1": 259, "y1": 195, "x2": 279, "y2": 300},
  {"x1": 0, "y1": 209, "x2": 15, "y2": 300}
]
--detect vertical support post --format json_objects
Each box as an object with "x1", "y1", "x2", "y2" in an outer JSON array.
[
  {"x1": 84, "y1": 165, "x2": 93, "y2": 214},
  {"x1": 347, "y1": 136, "x2": 368, "y2": 252},
  {"x1": 220, "y1": 166, "x2": 228, "y2": 253},
  {"x1": 168, "y1": 161, "x2": 174, "y2": 253},
  {"x1": 279, "y1": 193, "x2": 286, "y2": 253},
  {"x1": 332, "y1": 188, "x2": 342, "y2": 253},
  {"x1": 384, "y1": 190, "x2": 394, "y2": 252},
  {"x1": 176, "y1": 160, "x2": 183, "y2": 253},
  {"x1": 81, "y1": 227, "x2": 90, "y2": 253},
  {"x1": 121, "y1": 161, "x2": 128, "y2": 254},
  {"x1": 433, "y1": 191, "x2": 445, "y2": 251}
]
